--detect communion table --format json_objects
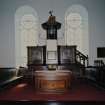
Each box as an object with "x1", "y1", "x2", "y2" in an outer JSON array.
[{"x1": 34, "y1": 70, "x2": 72, "y2": 93}]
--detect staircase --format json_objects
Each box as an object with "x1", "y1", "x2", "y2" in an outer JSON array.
[
  {"x1": 76, "y1": 50, "x2": 88, "y2": 67},
  {"x1": 68, "y1": 50, "x2": 89, "y2": 77}
]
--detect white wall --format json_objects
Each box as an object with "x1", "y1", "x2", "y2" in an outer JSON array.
[{"x1": 0, "y1": 0, "x2": 105, "y2": 67}]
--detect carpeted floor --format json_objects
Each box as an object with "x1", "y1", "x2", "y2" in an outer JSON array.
[{"x1": 0, "y1": 78, "x2": 105, "y2": 101}]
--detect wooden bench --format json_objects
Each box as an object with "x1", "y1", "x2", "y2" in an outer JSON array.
[{"x1": 0, "y1": 76, "x2": 23, "y2": 89}]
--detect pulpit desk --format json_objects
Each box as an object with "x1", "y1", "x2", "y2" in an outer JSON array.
[{"x1": 34, "y1": 70, "x2": 72, "y2": 93}]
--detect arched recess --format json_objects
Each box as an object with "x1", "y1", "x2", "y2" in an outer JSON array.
[
  {"x1": 15, "y1": 5, "x2": 39, "y2": 67},
  {"x1": 65, "y1": 5, "x2": 89, "y2": 55}
]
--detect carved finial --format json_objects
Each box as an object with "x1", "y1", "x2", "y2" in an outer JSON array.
[{"x1": 49, "y1": 10, "x2": 53, "y2": 16}]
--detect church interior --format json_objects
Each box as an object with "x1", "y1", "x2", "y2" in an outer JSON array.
[{"x1": 0, "y1": 0, "x2": 105, "y2": 104}]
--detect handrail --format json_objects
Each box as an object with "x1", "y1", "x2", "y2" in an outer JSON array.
[
  {"x1": 76, "y1": 50, "x2": 89, "y2": 67},
  {"x1": 76, "y1": 50, "x2": 88, "y2": 59},
  {"x1": 94, "y1": 60, "x2": 105, "y2": 67}
]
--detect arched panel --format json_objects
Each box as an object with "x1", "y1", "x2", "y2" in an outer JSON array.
[
  {"x1": 65, "y1": 5, "x2": 89, "y2": 55},
  {"x1": 15, "y1": 5, "x2": 39, "y2": 67}
]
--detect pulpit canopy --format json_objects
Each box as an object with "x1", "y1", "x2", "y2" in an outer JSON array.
[{"x1": 41, "y1": 11, "x2": 61, "y2": 39}]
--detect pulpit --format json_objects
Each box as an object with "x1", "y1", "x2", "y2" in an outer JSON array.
[
  {"x1": 27, "y1": 12, "x2": 75, "y2": 94},
  {"x1": 34, "y1": 70, "x2": 72, "y2": 93}
]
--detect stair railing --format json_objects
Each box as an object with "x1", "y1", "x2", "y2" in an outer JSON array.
[
  {"x1": 94, "y1": 60, "x2": 105, "y2": 67},
  {"x1": 76, "y1": 50, "x2": 89, "y2": 67}
]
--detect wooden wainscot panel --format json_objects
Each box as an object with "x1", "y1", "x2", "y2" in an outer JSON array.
[{"x1": 41, "y1": 80, "x2": 65, "y2": 89}]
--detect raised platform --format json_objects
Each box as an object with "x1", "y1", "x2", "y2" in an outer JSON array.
[{"x1": 34, "y1": 70, "x2": 72, "y2": 93}]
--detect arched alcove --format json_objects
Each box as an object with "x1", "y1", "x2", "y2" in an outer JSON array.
[
  {"x1": 15, "y1": 5, "x2": 39, "y2": 67},
  {"x1": 65, "y1": 5, "x2": 89, "y2": 56}
]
